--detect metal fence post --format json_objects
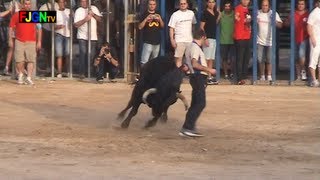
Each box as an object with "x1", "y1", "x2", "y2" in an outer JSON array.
[
  {"x1": 51, "y1": 0, "x2": 55, "y2": 78},
  {"x1": 252, "y1": 0, "x2": 258, "y2": 84},
  {"x1": 87, "y1": 0, "x2": 91, "y2": 79},
  {"x1": 160, "y1": 0, "x2": 166, "y2": 56},
  {"x1": 124, "y1": 0, "x2": 128, "y2": 81},
  {"x1": 271, "y1": 0, "x2": 276, "y2": 83},
  {"x1": 289, "y1": 0, "x2": 296, "y2": 85},
  {"x1": 69, "y1": 0, "x2": 73, "y2": 78},
  {"x1": 216, "y1": 0, "x2": 221, "y2": 81},
  {"x1": 309, "y1": 0, "x2": 314, "y2": 10}
]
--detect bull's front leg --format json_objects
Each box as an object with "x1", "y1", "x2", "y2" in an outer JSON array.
[
  {"x1": 144, "y1": 108, "x2": 161, "y2": 128},
  {"x1": 160, "y1": 107, "x2": 169, "y2": 123},
  {"x1": 121, "y1": 103, "x2": 141, "y2": 128}
]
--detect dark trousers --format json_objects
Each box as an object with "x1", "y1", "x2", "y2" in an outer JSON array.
[
  {"x1": 96, "y1": 60, "x2": 119, "y2": 81},
  {"x1": 182, "y1": 74, "x2": 207, "y2": 131},
  {"x1": 78, "y1": 39, "x2": 97, "y2": 76},
  {"x1": 235, "y1": 40, "x2": 251, "y2": 81}
]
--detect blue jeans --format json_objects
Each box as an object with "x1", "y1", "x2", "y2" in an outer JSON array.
[
  {"x1": 78, "y1": 39, "x2": 97, "y2": 76},
  {"x1": 140, "y1": 43, "x2": 160, "y2": 65},
  {"x1": 55, "y1": 33, "x2": 70, "y2": 57},
  {"x1": 96, "y1": 60, "x2": 119, "y2": 81}
]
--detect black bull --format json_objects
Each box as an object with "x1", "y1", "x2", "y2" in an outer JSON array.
[{"x1": 118, "y1": 56, "x2": 189, "y2": 128}]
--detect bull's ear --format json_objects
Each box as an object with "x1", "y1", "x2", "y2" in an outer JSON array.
[
  {"x1": 142, "y1": 88, "x2": 157, "y2": 105},
  {"x1": 176, "y1": 93, "x2": 189, "y2": 111}
]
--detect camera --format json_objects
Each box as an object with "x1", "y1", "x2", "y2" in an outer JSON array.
[{"x1": 104, "y1": 48, "x2": 110, "y2": 54}]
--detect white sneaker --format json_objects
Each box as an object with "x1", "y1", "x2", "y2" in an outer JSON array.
[
  {"x1": 17, "y1": 74, "x2": 24, "y2": 85},
  {"x1": 310, "y1": 80, "x2": 319, "y2": 87},
  {"x1": 57, "y1": 74, "x2": 62, "y2": 78},
  {"x1": 301, "y1": 70, "x2": 307, "y2": 80},
  {"x1": 267, "y1": 75, "x2": 272, "y2": 81},
  {"x1": 260, "y1": 76, "x2": 265, "y2": 81},
  {"x1": 24, "y1": 77, "x2": 34, "y2": 85}
]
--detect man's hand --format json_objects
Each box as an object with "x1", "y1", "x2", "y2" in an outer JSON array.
[
  {"x1": 36, "y1": 42, "x2": 42, "y2": 52},
  {"x1": 170, "y1": 39, "x2": 177, "y2": 49},
  {"x1": 311, "y1": 38, "x2": 317, "y2": 48},
  {"x1": 208, "y1": 68, "x2": 216, "y2": 75},
  {"x1": 104, "y1": 52, "x2": 112, "y2": 60}
]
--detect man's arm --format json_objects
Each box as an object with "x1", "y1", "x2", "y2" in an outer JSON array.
[
  {"x1": 74, "y1": 14, "x2": 91, "y2": 28},
  {"x1": 138, "y1": 14, "x2": 150, "y2": 30},
  {"x1": 169, "y1": 27, "x2": 176, "y2": 48},
  {"x1": 36, "y1": 27, "x2": 42, "y2": 52},
  {"x1": 191, "y1": 58, "x2": 216, "y2": 75},
  {"x1": 307, "y1": 24, "x2": 316, "y2": 48},
  {"x1": 90, "y1": 11, "x2": 102, "y2": 22}
]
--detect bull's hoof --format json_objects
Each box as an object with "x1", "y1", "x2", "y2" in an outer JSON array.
[
  {"x1": 144, "y1": 120, "x2": 157, "y2": 129},
  {"x1": 121, "y1": 121, "x2": 130, "y2": 128},
  {"x1": 160, "y1": 114, "x2": 168, "y2": 123},
  {"x1": 117, "y1": 112, "x2": 126, "y2": 120}
]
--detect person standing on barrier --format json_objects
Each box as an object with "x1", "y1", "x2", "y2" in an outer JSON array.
[
  {"x1": 180, "y1": 29, "x2": 216, "y2": 138},
  {"x1": 200, "y1": 0, "x2": 221, "y2": 85},
  {"x1": 74, "y1": 0, "x2": 102, "y2": 79},
  {"x1": 9, "y1": 0, "x2": 42, "y2": 85},
  {"x1": 257, "y1": 0, "x2": 283, "y2": 82},
  {"x1": 307, "y1": 0, "x2": 320, "y2": 87},
  {"x1": 234, "y1": 0, "x2": 251, "y2": 85},
  {"x1": 138, "y1": 0, "x2": 164, "y2": 67},
  {"x1": 168, "y1": 0, "x2": 197, "y2": 67},
  {"x1": 220, "y1": 0, "x2": 234, "y2": 80},
  {"x1": 55, "y1": 0, "x2": 71, "y2": 78}
]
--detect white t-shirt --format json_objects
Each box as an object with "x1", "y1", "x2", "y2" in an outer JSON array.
[
  {"x1": 74, "y1": 6, "x2": 102, "y2": 41},
  {"x1": 168, "y1": 10, "x2": 197, "y2": 43},
  {"x1": 185, "y1": 42, "x2": 208, "y2": 75},
  {"x1": 39, "y1": 2, "x2": 59, "y2": 31},
  {"x1": 257, "y1": 10, "x2": 282, "y2": 46},
  {"x1": 307, "y1": 7, "x2": 320, "y2": 42},
  {"x1": 56, "y1": 9, "x2": 71, "y2": 37}
]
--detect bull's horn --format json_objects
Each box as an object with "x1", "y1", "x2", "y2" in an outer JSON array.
[
  {"x1": 142, "y1": 88, "x2": 157, "y2": 105},
  {"x1": 176, "y1": 93, "x2": 189, "y2": 111}
]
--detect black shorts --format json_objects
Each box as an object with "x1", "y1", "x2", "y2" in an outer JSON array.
[{"x1": 220, "y1": 44, "x2": 234, "y2": 61}]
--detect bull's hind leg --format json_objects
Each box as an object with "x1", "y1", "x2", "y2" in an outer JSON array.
[
  {"x1": 121, "y1": 104, "x2": 141, "y2": 128},
  {"x1": 160, "y1": 106, "x2": 169, "y2": 123},
  {"x1": 118, "y1": 99, "x2": 133, "y2": 120},
  {"x1": 144, "y1": 116, "x2": 160, "y2": 128}
]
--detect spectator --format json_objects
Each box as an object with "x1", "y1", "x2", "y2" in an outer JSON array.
[
  {"x1": 307, "y1": 0, "x2": 320, "y2": 87},
  {"x1": 284, "y1": 0, "x2": 308, "y2": 81},
  {"x1": 1, "y1": 0, "x2": 21, "y2": 76},
  {"x1": 200, "y1": 0, "x2": 221, "y2": 85},
  {"x1": 94, "y1": 42, "x2": 119, "y2": 83},
  {"x1": 9, "y1": 0, "x2": 41, "y2": 85},
  {"x1": 55, "y1": 0, "x2": 71, "y2": 78},
  {"x1": 74, "y1": 0, "x2": 102, "y2": 79},
  {"x1": 168, "y1": 0, "x2": 197, "y2": 67},
  {"x1": 138, "y1": 0, "x2": 164, "y2": 67},
  {"x1": 39, "y1": 1, "x2": 58, "y2": 74},
  {"x1": 220, "y1": 0, "x2": 234, "y2": 79},
  {"x1": 257, "y1": 0, "x2": 282, "y2": 81},
  {"x1": 234, "y1": 0, "x2": 251, "y2": 85},
  {"x1": 180, "y1": 29, "x2": 216, "y2": 137}
]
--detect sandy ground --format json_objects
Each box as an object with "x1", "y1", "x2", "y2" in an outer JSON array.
[{"x1": 0, "y1": 79, "x2": 319, "y2": 180}]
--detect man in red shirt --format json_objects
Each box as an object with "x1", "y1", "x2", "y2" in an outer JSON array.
[
  {"x1": 9, "y1": 0, "x2": 42, "y2": 85},
  {"x1": 234, "y1": 0, "x2": 251, "y2": 85},
  {"x1": 285, "y1": 0, "x2": 309, "y2": 80}
]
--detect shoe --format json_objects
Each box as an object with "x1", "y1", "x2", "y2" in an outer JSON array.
[
  {"x1": 24, "y1": 77, "x2": 34, "y2": 85},
  {"x1": 3, "y1": 67, "x2": 9, "y2": 76},
  {"x1": 110, "y1": 79, "x2": 117, "y2": 83},
  {"x1": 238, "y1": 80, "x2": 245, "y2": 85},
  {"x1": 301, "y1": 70, "x2": 307, "y2": 81},
  {"x1": 207, "y1": 78, "x2": 218, "y2": 85},
  {"x1": 17, "y1": 74, "x2": 24, "y2": 85},
  {"x1": 224, "y1": 75, "x2": 229, "y2": 79},
  {"x1": 179, "y1": 128, "x2": 204, "y2": 137},
  {"x1": 260, "y1": 76, "x2": 266, "y2": 81},
  {"x1": 57, "y1": 74, "x2": 62, "y2": 78},
  {"x1": 310, "y1": 80, "x2": 319, "y2": 87},
  {"x1": 79, "y1": 74, "x2": 85, "y2": 79},
  {"x1": 97, "y1": 79, "x2": 104, "y2": 84},
  {"x1": 267, "y1": 75, "x2": 272, "y2": 81}
]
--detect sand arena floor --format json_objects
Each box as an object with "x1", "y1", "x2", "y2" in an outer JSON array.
[{"x1": 0, "y1": 79, "x2": 319, "y2": 179}]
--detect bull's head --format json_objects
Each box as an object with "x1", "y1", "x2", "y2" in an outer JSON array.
[{"x1": 142, "y1": 88, "x2": 189, "y2": 111}]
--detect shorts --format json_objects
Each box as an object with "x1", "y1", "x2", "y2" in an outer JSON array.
[
  {"x1": 295, "y1": 40, "x2": 307, "y2": 60},
  {"x1": 203, "y1": 38, "x2": 216, "y2": 60},
  {"x1": 14, "y1": 39, "x2": 36, "y2": 63},
  {"x1": 55, "y1": 33, "x2": 70, "y2": 57},
  {"x1": 220, "y1": 44, "x2": 234, "y2": 61},
  {"x1": 174, "y1": 42, "x2": 191, "y2": 58},
  {"x1": 257, "y1": 44, "x2": 272, "y2": 63},
  {"x1": 309, "y1": 40, "x2": 320, "y2": 69}
]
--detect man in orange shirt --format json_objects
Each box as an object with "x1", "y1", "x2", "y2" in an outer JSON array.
[
  {"x1": 9, "y1": 0, "x2": 42, "y2": 85},
  {"x1": 234, "y1": 0, "x2": 251, "y2": 85}
]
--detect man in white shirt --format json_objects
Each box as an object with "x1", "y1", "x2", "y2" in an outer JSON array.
[
  {"x1": 307, "y1": 0, "x2": 320, "y2": 87},
  {"x1": 257, "y1": 0, "x2": 282, "y2": 81},
  {"x1": 168, "y1": 0, "x2": 197, "y2": 67},
  {"x1": 74, "y1": 0, "x2": 102, "y2": 78},
  {"x1": 180, "y1": 29, "x2": 216, "y2": 138},
  {"x1": 55, "y1": 0, "x2": 71, "y2": 78}
]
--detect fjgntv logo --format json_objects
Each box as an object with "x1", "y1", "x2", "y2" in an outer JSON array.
[{"x1": 19, "y1": 11, "x2": 56, "y2": 23}]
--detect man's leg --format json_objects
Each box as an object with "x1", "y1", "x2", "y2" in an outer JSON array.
[
  {"x1": 242, "y1": 39, "x2": 251, "y2": 80},
  {"x1": 309, "y1": 41, "x2": 320, "y2": 86},
  {"x1": 174, "y1": 42, "x2": 187, "y2": 67},
  {"x1": 140, "y1": 43, "x2": 153, "y2": 66},
  {"x1": 299, "y1": 40, "x2": 307, "y2": 80},
  {"x1": 235, "y1": 40, "x2": 245, "y2": 83},
  {"x1": 257, "y1": 44, "x2": 265, "y2": 80},
  {"x1": 182, "y1": 75, "x2": 206, "y2": 131},
  {"x1": 78, "y1": 39, "x2": 87, "y2": 78},
  {"x1": 150, "y1": 44, "x2": 160, "y2": 59},
  {"x1": 55, "y1": 34, "x2": 63, "y2": 76}
]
